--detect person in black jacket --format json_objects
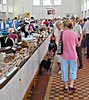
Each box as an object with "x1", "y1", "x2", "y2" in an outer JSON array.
[
  {"x1": 20, "y1": 21, "x2": 29, "y2": 38},
  {"x1": 48, "y1": 34, "x2": 57, "y2": 57}
]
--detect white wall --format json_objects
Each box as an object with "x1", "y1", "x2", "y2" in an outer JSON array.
[
  {"x1": 0, "y1": 0, "x2": 13, "y2": 19},
  {"x1": 13, "y1": 0, "x2": 82, "y2": 19},
  {"x1": 13, "y1": 0, "x2": 33, "y2": 17},
  {"x1": 81, "y1": 0, "x2": 89, "y2": 18},
  {"x1": 32, "y1": 0, "x2": 82, "y2": 19},
  {"x1": 6, "y1": 0, "x2": 13, "y2": 19}
]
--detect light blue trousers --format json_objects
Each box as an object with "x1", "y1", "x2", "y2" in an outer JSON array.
[{"x1": 60, "y1": 56, "x2": 78, "y2": 82}]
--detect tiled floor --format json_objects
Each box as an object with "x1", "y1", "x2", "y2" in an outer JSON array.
[{"x1": 27, "y1": 49, "x2": 89, "y2": 100}]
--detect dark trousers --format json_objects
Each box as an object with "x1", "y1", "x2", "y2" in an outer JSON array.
[
  {"x1": 24, "y1": 31, "x2": 29, "y2": 38},
  {"x1": 76, "y1": 46, "x2": 83, "y2": 67},
  {"x1": 76, "y1": 38, "x2": 83, "y2": 67},
  {"x1": 86, "y1": 34, "x2": 89, "y2": 57}
]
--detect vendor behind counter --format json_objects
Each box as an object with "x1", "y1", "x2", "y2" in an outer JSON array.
[{"x1": 4, "y1": 28, "x2": 18, "y2": 47}]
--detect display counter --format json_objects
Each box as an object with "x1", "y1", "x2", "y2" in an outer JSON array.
[
  {"x1": 0, "y1": 35, "x2": 6, "y2": 48},
  {"x1": 0, "y1": 34, "x2": 50, "y2": 100}
]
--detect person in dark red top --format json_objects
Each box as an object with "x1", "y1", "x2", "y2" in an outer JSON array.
[
  {"x1": 5, "y1": 29, "x2": 18, "y2": 46},
  {"x1": 50, "y1": 33, "x2": 56, "y2": 43},
  {"x1": 48, "y1": 33, "x2": 57, "y2": 57},
  {"x1": 43, "y1": 19, "x2": 49, "y2": 27},
  {"x1": 7, "y1": 30, "x2": 18, "y2": 43}
]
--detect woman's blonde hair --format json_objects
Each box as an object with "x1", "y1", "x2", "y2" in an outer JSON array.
[{"x1": 63, "y1": 20, "x2": 73, "y2": 29}]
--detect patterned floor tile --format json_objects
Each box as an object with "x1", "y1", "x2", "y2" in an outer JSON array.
[
  {"x1": 44, "y1": 49, "x2": 89, "y2": 100},
  {"x1": 26, "y1": 49, "x2": 89, "y2": 100}
]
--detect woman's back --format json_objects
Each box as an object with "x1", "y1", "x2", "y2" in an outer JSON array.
[
  {"x1": 61, "y1": 30, "x2": 78, "y2": 60},
  {"x1": 7, "y1": 33, "x2": 18, "y2": 41}
]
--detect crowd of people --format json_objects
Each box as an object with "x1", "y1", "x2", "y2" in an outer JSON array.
[
  {"x1": 0, "y1": 15, "x2": 89, "y2": 93},
  {"x1": 53, "y1": 16, "x2": 89, "y2": 93},
  {"x1": 0, "y1": 16, "x2": 55, "y2": 47}
]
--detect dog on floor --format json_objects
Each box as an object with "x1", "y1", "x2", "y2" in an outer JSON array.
[{"x1": 39, "y1": 58, "x2": 51, "y2": 75}]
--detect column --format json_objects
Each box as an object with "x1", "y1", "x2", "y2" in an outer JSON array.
[{"x1": 5, "y1": 0, "x2": 8, "y2": 19}]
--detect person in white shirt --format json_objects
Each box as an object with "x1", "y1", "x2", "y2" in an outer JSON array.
[
  {"x1": 83, "y1": 17, "x2": 89, "y2": 58},
  {"x1": 72, "y1": 17, "x2": 83, "y2": 69}
]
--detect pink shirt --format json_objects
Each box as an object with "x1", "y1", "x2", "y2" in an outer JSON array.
[{"x1": 59, "y1": 30, "x2": 78, "y2": 60}]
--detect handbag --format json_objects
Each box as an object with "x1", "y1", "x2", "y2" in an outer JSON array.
[{"x1": 57, "y1": 31, "x2": 63, "y2": 55}]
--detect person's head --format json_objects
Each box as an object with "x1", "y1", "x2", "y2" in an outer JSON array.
[
  {"x1": 14, "y1": 17, "x2": 17, "y2": 20},
  {"x1": 79, "y1": 19, "x2": 84, "y2": 25},
  {"x1": 50, "y1": 37, "x2": 55, "y2": 43},
  {"x1": 56, "y1": 20, "x2": 63, "y2": 31},
  {"x1": 63, "y1": 20, "x2": 73, "y2": 30},
  {"x1": 76, "y1": 17, "x2": 79, "y2": 23},
  {"x1": 30, "y1": 21, "x2": 35, "y2": 25},
  {"x1": 31, "y1": 17, "x2": 34, "y2": 20},
  {"x1": 52, "y1": 33, "x2": 55, "y2": 37},
  {"x1": 8, "y1": 28, "x2": 14, "y2": 34},
  {"x1": 12, "y1": 30, "x2": 16, "y2": 34},
  {"x1": 70, "y1": 16, "x2": 76, "y2": 26},
  {"x1": 25, "y1": 20, "x2": 29, "y2": 25},
  {"x1": 83, "y1": 18, "x2": 87, "y2": 22},
  {"x1": 87, "y1": 17, "x2": 89, "y2": 20},
  {"x1": 51, "y1": 36, "x2": 55, "y2": 41}
]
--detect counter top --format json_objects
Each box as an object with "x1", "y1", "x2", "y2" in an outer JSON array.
[{"x1": 0, "y1": 34, "x2": 49, "y2": 89}]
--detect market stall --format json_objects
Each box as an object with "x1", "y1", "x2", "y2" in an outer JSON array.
[{"x1": 0, "y1": 34, "x2": 50, "y2": 100}]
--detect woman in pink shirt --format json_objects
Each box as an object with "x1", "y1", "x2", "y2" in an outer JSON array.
[{"x1": 59, "y1": 20, "x2": 79, "y2": 93}]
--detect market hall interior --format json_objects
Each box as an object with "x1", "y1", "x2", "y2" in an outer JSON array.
[{"x1": 0, "y1": 0, "x2": 89, "y2": 100}]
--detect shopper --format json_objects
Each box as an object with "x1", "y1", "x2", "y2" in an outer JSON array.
[
  {"x1": 79, "y1": 19, "x2": 86, "y2": 48},
  {"x1": 59, "y1": 20, "x2": 79, "y2": 93},
  {"x1": 43, "y1": 19, "x2": 49, "y2": 27},
  {"x1": 72, "y1": 18, "x2": 83, "y2": 69},
  {"x1": 48, "y1": 33, "x2": 57, "y2": 57},
  {"x1": 55, "y1": 20, "x2": 63, "y2": 45},
  {"x1": 20, "y1": 21, "x2": 29, "y2": 38},
  {"x1": 5, "y1": 28, "x2": 18, "y2": 46},
  {"x1": 29, "y1": 21, "x2": 36, "y2": 33},
  {"x1": 55, "y1": 20, "x2": 63, "y2": 74},
  {"x1": 83, "y1": 17, "x2": 89, "y2": 58},
  {"x1": 50, "y1": 33, "x2": 56, "y2": 43}
]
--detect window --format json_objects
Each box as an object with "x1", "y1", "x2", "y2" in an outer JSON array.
[
  {"x1": 43, "y1": 0, "x2": 52, "y2": 5},
  {"x1": 87, "y1": 0, "x2": 89, "y2": 9},
  {"x1": 3, "y1": 0, "x2": 7, "y2": 4},
  {"x1": 81, "y1": 5, "x2": 83, "y2": 11},
  {"x1": 54, "y1": 0, "x2": 62, "y2": 5},
  {"x1": 84, "y1": 2, "x2": 87, "y2": 11},
  {"x1": 33, "y1": 0, "x2": 40, "y2": 5},
  {"x1": 0, "y1": 4, "x2": 2, "y2": 11}
]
